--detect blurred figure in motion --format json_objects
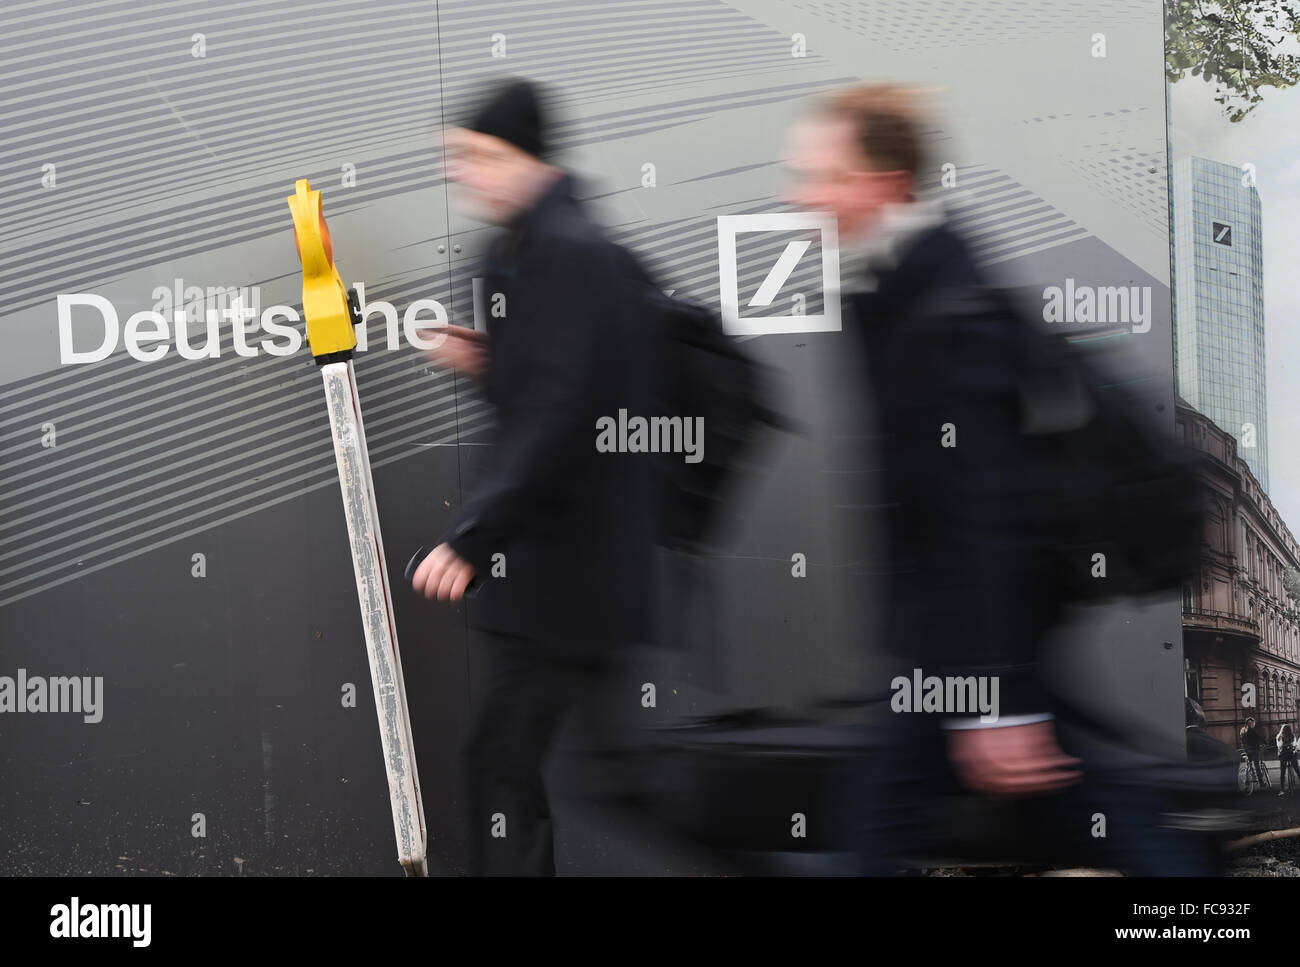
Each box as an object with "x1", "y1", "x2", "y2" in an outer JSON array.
[
  {"x1": 784, "y1": 83, "x2": 1216, "y2": 875},
  {"x1": 1276, "y1": 723, "x2": 1298, "y2": 795},
  {"x1": 410, "y1": 77, "x2": 659, "y2": 875}
]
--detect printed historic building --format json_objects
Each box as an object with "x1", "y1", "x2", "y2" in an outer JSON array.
[{"x1": 1178, "y1": 396, "x2": 1300, "y2": 749}]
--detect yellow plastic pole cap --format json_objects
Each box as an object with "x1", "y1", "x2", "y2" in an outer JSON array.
[{"x1": 287, "y1": 178, "x2": 357, "y2": 357}]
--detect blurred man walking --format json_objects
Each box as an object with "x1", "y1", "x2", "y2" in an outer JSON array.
[
  {"x1": 784, "y1": 83, "x2": 1215, "y2": 875},
  {"x1": 411, "y1": 78, "x2": 659, "y2": 875}
]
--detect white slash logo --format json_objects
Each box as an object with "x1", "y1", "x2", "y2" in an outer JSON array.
[{"x1": 717, "y1": 213, "x2": 841, "y2": 336}]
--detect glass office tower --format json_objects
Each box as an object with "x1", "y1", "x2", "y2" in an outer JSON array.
[{"x1": 1171, "y1": 156, "x2": 1269, "y2": 489}]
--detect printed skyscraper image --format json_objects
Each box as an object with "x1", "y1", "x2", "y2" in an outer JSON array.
[{"x1": 1172, "y1": 156, "x2": 1269, "y2": 490}]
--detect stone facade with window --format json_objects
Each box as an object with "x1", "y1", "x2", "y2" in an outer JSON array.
[{"x1": 1176, "y1": 396, "x2": 1300, "y2": 750}]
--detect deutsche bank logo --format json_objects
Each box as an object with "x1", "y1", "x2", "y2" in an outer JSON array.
[{"x1": 716, "y1": 213, "x2": 841, "y2": 336}]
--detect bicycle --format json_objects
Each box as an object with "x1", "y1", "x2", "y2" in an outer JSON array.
[{"x1": 1238, "y1": 750, "x2": 1272, "y2": 795}]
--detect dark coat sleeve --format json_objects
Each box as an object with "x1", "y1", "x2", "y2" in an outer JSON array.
[{"x1": 438, "y1": 237, "x2": 610, "y2": 573}]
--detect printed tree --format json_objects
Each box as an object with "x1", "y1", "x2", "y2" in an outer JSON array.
[
  {"x1": 1284, "y1": 565, "x2": 1300, "y2": 604},
  {"x1": 1166, "y1": 0, "x2": 1300, "y2": 120}
]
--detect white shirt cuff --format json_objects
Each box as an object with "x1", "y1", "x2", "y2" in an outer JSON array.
[{"x1": 941, "y1": 713, "x2": 1054, "y2": 730}]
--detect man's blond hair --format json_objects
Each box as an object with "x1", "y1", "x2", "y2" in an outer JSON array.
[{"x1": 813, "y1": 83, "x2": 934, "y2": 179}]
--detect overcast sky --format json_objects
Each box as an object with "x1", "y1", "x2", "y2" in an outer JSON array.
[{"x1": 1167, "y1": 46, "x2": 1300, "y2": 533}]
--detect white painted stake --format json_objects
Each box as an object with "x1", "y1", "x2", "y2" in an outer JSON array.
[{"x1": 320, "y1": 360, "x2": 428, "y2": 876}]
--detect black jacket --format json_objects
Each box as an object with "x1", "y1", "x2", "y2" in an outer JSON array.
[
  {"x1": 439, "y1": 173, "x2": 659, "y2": 654},
  {"x1": 850, "y1": 219, "x2": 1061, "y2": 718}
]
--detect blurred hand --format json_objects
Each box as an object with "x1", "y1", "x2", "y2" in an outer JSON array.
[
  {"x1": 424, "y1": 326, "x2": 488, "y2": 380},
  {"x1": 411, "y1": 543, "x2": 477, "y2": 602},
  {"x1": 945, "y1": 720, "x2": 1082, "y2": 797}
]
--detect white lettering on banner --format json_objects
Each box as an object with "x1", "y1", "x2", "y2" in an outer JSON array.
[{"x1": 55, "y1": 289, "x2": 451, "y2": 364}]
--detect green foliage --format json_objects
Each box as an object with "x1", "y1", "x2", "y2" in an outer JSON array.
[
  {"x1": 1284, "y1": 565, "x2": 1300, "y2": 602},
  {"x1": 1166, "y1": 0, "x2": 1300, "y2": 121}
]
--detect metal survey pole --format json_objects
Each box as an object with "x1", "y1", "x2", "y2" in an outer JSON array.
[{"x1": 286, "y1": 178, "x2": 428, "y2": 876}]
